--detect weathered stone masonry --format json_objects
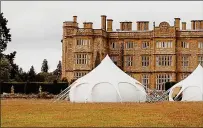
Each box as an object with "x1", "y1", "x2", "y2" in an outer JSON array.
[{"x1": 62, "y1": 15, "x2": 203, "y2": 90}]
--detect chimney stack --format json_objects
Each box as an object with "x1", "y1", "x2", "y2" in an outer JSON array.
[
  {"x1": 127, "y1": 22, "x2": 132, "y2": 31},
  {"x1": 200, "y1": 20, "x2": 203, "y2": 29},
  {"x1": 83, "y1": 22, "x2": 93, "y2": 29},
  {"x1": 191, "y1": 20, "x2": 195, "y2": 30},
  {"x1": 144, "y1": 22, "x2": 149, "y2": 30},
  {"x1": 137, "y1": 21, "x2": 149, "y2": 31},
  {"x1": 174, "y1": 18, "x2": 180, "y2": 30},
  {"x1": 196, "y1": 20, "x2": 201, "y2": 30},
  {"x1": 119, "y1": 22, "x2": 132, "y2": 31},
  {"x1": 73, "y1": 16, "x2": 77, "y2": 22},
  {"x1": 137, "y1": 22, "x2": 140, "y2": 31},
  {"x1": 182, "y1": 22, "x2": 186, "y2": 30},
  {"x1": 191, "y1": 20, "x2": 203, "y2": 30},
  {"x1": 101, "y1": 15, "x2": 106, "y2": 30},
  {"x1": 120, "y1": 22, "x2": 123, "y2": 31},
  {"x1": 107, "y1": 19, "x2": 113, "y2": 31}
]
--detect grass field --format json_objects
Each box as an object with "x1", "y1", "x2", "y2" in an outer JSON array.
[{"x1": 1, "y1": 99, "x2": 203, "y2": 127}]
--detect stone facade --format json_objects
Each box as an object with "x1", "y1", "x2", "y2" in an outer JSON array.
[{"x1": 62, "y1": 15, "x2": 203, "y2": 90}]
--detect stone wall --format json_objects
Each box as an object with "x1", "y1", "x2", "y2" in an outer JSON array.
[{"x1": 62, "y1": 18, "x2": 203, "y2": 89}]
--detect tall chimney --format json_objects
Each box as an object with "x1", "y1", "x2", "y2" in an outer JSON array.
[
  {"x1": 120, "y1": 22, "x2": 123, "y2": 31},
  {"x1": 144, "y1": 22, "x2": 149, "y2": 30},
  {"x1": 107, "y1": 19, "x2": 113, "y2": 31},
  {"x1": 137, "y1": 22, "x2": 140, "y2": 31},
  {"x1": 191, "y1": 20, "x2": 195, "y2": 30},
  {"x1": 128, "y1": 22, "x2": 132, "y2": 31},
  {"x1": 101, "y1": 15, "x2": 106, "y2": 30},
  {"x1": 182, "y1": 22, "x2": 186, "y2": 30},
  {"x1": 137, "y1": 21, "x2": 149, "y2": 31},
  {"x1": 174, "y1": 18, "x2": 181, "y2": 30},
  {"x1": 200, "y1": 20, "x2": 203, "y2": 29},
  {"x1": 122, "y1": 22, "x2": 129, "y2": 31},
  {"x1": 83, "y1": 22, "x2": 93, "y2": 29},
  {"x1": 73, "y1": 16, "x2": 77, "y2": 22},
  {"x1": 196, "y1": 20, "x2": 201, "y2": 30},
  {"x1": 141, "y1": 22, "x2": 144, "y2": 31}
]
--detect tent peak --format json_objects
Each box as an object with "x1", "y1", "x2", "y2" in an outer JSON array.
[
  {"x1": 104, "y1": 54, "x2": 110, "y2": 59},
  {"x1": 101, "y1": 54, "x2": 113, "y2": 63},
  {"x1": 197, "y1": 63, "x2": 203, "y2": 68}
]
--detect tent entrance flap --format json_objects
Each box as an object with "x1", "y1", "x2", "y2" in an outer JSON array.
[{"x1": 172, "y1": 87, "x2": 182, "y2": 101}]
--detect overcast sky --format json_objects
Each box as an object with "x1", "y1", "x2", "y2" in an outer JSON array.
[{"x1": 2, "y1": 1, "x2": 203, "y2": 73}]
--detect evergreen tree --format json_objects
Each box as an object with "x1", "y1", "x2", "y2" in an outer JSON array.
[
  {"x1": 13, "y1": 67, "x2": 23, "y2": 82},
  {"x1": 53, "y1": 60, "x2": 62, "y2": 79},
  {"x1": 19, "y1": 67, "x2": 23, "y2": 74},
  {"x1": 0, "y1": 12, "x2": 12, "y2": 82},
  {"x1": 5, "y1": 51, "x2": 19, "y2": 80},
  {"x1": 28, "y1": 65, "x2": 36, "y2": 81},
  {"x1": 41, "y1": 59, "x2": 49, "y2": 73},
  {"x1": 57, "y1": 61, "x2": 62, "y2": 77},
  {"x1": 0, "y1": 57, "x2": 11, "y2": 82},
  {"x1": 0, "y1": 13, "x2": 11, "y2": 59},
  {"x1": 0, "y1": 13, "x2": 20, "y2": 82},
  {"x1": 5, "y1": 51, "x2": 16, "y2": 64}
]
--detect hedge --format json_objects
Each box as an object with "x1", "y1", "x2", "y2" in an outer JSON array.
[{"x1": 0, "y1": 82, "x2": 69, "y2": 95}]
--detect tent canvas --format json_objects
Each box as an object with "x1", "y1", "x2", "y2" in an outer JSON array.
[
  {"x1": 169, "y1": 64, "x2": 203, "y2": 101},
  {"x1": 59, "y1": 55, "x2": 147, "y2": 103}
]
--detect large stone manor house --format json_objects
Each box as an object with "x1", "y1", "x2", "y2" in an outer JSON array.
[{"x1": 61, "y1": 15, "x2": 203, "y2": 90}]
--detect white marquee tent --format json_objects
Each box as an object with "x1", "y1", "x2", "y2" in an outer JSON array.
[
  {"x1": 169, "y1": 64, "x2": 203, "y2": 101},
  {"x1": 57, "y1": 55, "x2": 147, "y2": 103}
]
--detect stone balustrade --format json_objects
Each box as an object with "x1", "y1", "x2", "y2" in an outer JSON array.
[{"x1": 177, "y1": 31, "x2": 203, "y2": 37}]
